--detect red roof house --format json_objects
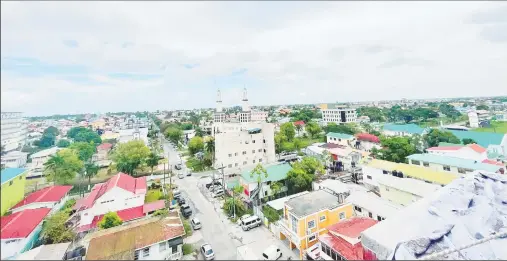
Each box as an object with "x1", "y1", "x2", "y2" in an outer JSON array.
[
  {"x1": 1, "y1": 208, "x2": 51, "y2": 239},
  {"x1": 293, "y1": 120, "x2": 305, "y2": 126},
  {"x1": 466, "y1": 143, "x2": 486, "y2": 153},
  {"x1": 97, "y1": 143, "x2": 113, "y2": 151},
  {"x1": 11, "y1": 185, "x2": 72, "y2": 213},
  {"x1": 356, "y1": 133, "x2": 380, "y2": 143},
  {"x1": 316, "y1": 217, "x2": 378, "y2": 260}
]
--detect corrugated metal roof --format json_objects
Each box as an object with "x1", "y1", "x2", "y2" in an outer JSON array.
[
  {"x1": 407, "y1": 154, "x2": 502, "y2": 172},
  {"x1": 446, "y1": 129, "x2": 505, "y2": 148}
]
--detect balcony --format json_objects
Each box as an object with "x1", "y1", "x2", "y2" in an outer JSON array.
[
  {"x1": 165, "y1": 251, "x2": 182, "y2": 260},
  {"x1": 277, "y1": 219, "x2": 300, "y2": 246}
]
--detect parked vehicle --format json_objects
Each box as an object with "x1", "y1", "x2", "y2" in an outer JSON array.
[
  {"x1": 187, "y1": 172, "x2": 192, "y2": 176},
  {"x1": 181, "y1": 203, "x2": 192, "y2": 218},
  {"x1": 212, "y1": 189, "x2": 224, "y2": 198},
  {"x1": 178, "y1": 172, "x2": 185, "y2": 179},
  {"x1": 262, "y1": 245, "x2": 282, "y2": 260},
  {"x1": 209, "y1": 185, "x2": 223, "y2": 192},
  {"x1": 191, "y1": 217, "x2": 202, "y2": 230},
  {"x1": 200, "y1": 243, "x2": 215, "y2": 260},
  {"x1": 175, "y1": 163, "x2": 182, "y2": 170},
  {"x1": 237, "y1": 214, "x2": 252, "y2": 225},
  {"x1": 177, "y1": 197, "x2": 186, "y2": 205},
  {"x1": 205, "y1": 179, "x2": 222, "y2": 189},
  {"x1": 173, "y1": 189, "x2": 182, "y2": 199},
  {"x1": 241, "y1": 215, "x2": 262, "y2": 231}
]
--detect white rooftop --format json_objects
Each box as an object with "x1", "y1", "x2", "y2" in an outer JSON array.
[
  {"x1": 346, "y1": 191, "x2": 402, "y2": 219},
  {"x1": 361, "y1": 171, "x2": 507, "y2": 260},
  {"x1": 16, "y1": 242, "x2": 70, "y2": 260},
  {"x1": 377, "y1": 174, "x2": 441, "y2": 197},
  {"x1": 267, "y1": 191, "x2": 309, "y2": 211},
  {"x1": 314, "y1": 179, "x2": 368, "y2": 195},
  {"x1": 29, "y1": 147, "x2": 60, "y2": 159}
]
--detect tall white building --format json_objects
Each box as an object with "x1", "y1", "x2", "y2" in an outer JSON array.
[
  {"x1": 214, "y1": 89, "x2": 226, "y2": 123},
  {"x1": 1, "y1": 112, "x2": 28, "y2": 152},
  {"x1": 213, "y1": 89, "x2": 276, "y2": 175},
  {"x1": 322, "y1": 108, "x2": 357, "y2": 124}
]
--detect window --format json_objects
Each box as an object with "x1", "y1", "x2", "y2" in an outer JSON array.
[
  {"x1": 458, "y1": 168, "x2": 466, "y2": 174},
  {"x1": 423, "y1": 162, "x2": 429, "y2": 167},
  {"x1": 19, "y1": 176, "x2": 22, "y2": 180},
  {"x1": 291, "y1": 215, "x2": 298, "y2": 234},
  {"x1": 252, "y1": 150, "x2": 255, "y2": 153},
  {"x1": 367, "y1": 175, "x2": 372, "y2": 180},
  {"x1": 142, "y1": 247, "x2": 150, "y2": 257},
  {"x1": 354, "y1": 206, "x2": 362, "y2": 212},
  {"x1": 382, "y1": 170, "x2": 389, "y2": 174},
  {"x1": 243, "y1": 161, "x2": 247, "y2": 165},
  {"x1": 320, "y1": 215, "x2": 326, "y2": 222},
  {"x1": 263, "y1": 139, "x2": 266, "y2": 143},
  {"x1": 245, "y1": 140, "x2": 249, "y2": 144},
  {"x1": 253, "y1": 160, "x2": 256, "y2": 164},
  {"x1": 171, "y1": 245, "x2": 178, "y2": 254},
  {"x1": 377, "y1": 215, "x2": 383, "y2": 221},
  {"x1": 385, "y1": 187, "x2": 390, "y2": 191},
  {"x1": 307, "y1": 220, "x2": 316, "y2": 229},
  {"x1": 9, "y1": 181, "x2": 13, "y2": 186},
  {"x1": 235, "y1": 152, "x2": 238, "y2": 156},
  {"x1": 411, "y1": 160, "x2": 420, "y2": 165},
  {"x1": 443, "y1": 165, "x2": 451, "y2": 171},
  {"x1": 235, "y1": 163, "x2": 239, "y2": 167},
  {"x1": 228, "y1": 164, "x2": 232, "y2": 168},
  {"x1": 159, "y1": 242, "x2": 167, "y2": 252},
  {"x1": 252, "y1": 140, "x2": 256, "y2": 143},
  {"x1": 258, "y1": 149, "x2": 262, "y2": 152},
  {"x1": 339, "y1": 212, "x2": 345, "y2": 220},
  {"x1": 259, "y1": 158, "x2": 262, "y2": 162},
  {"x1": 242, "y1": 151, "x2": 247, "y2": 155},
  {"x1": 134, "y1": 250, "x2": 140, "y2": 260},
  {"x1": 368, "y1": 212, "x2": 373, "y2": 218},
  {"x1": 308, "y1": 234, "x2": 317, "y2": 242}
]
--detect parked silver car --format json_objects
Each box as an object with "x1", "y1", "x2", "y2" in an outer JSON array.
[
  {"x1": 191, "y1": 217, "x2": 202, "y2": 230},
  {"x1": 200, "y1": 243, "x2": 215, "y2": 260}
]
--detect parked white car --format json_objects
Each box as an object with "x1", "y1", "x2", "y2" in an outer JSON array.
[
  {"x1": 201, "y1": 243, "x2": 215, "y2": 260},
  {"x1": 191, "y1": 217, "x2": 202, "y2": 230},
  {"x1": 262, "y1": 245, "x2": 282, "y2": 260},
  {"x1": 212, "y1": 189, "x2": 224, "y2": 198}
]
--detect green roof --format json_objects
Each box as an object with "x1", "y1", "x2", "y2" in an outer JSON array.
[
  {"x1": 226, "y1": 179, "x2": 240, "y2": 189},
  {"x1": 326, "y1": 132, "x2": 354, "y2": 140},
  {"x1": 438, "y1": 142, "x2": 464, "y2": 147},
  {"x1": 446, "y1": 130, "x2": 505, "y2": 148},
  {"x1": 383, "y1": 123, "x2": 426, "y2": 135},
  {"x1": 407, "y1": 154, "x2": 502, "y2": 172},
  {"x1": 241, "y1": 163, "x2": 292, "y2": 183}
]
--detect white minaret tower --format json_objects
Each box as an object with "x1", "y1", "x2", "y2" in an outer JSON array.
[
  {"x1": 241, "y1": 88, "x2": 250, "y2": 112},
  {"x1": 216, "y1": 89, "x2": 223, "y2": 113}
]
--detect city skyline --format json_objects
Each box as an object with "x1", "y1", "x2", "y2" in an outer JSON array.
[{"x1": 2, "y1": 1, "x2": 507, "y2": 116}]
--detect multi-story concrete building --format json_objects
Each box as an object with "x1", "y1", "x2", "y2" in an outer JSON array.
[
  {"x1": 213, "y1": 89, "x2": 276, "y2": 175},
  {"x1": 322, "y1": 108, "x2": 357, "y2": 124},
  {"x1": 1, "y1": 112, "x2": 28, "y2": 152}
]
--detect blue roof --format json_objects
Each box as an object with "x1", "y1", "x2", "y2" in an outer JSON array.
[
  {"x1": 326, "y1": 132, "x2": 354, "y2": 139},
  {"x1": 383, "y1": 123, "x2": 425, "y2": 135},
  {"x1": 1, "y1": 168, "x2": 27, "y2": 185},
  {"x1": 407, "y1": 154, "x2": 502, "y2": 172},
  {"x1": 445, "y1": 129, "x2": 505, "y2": 148}
]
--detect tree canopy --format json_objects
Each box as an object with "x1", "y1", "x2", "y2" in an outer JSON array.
[
  {"x1": 67, "y1": 127, "x2": 102, "y2": 144},
  {"x1": 43, "y1": 149, "x2": 83, "y2": 184},
  {"x1": 56, "y1": 139, "x2": 71, "y2": 148},
  {"x1": 111, "y1": 140, "x2": 151, "y2": 175},
  {"x1": 423, "y1": 129, "x2": 461, "y2": 148},
  {"x1": 40, "y1": 209, "x2": 75, "y2": 244},
  {"x1": 280, "y1": 122, "x2": 296, "y2": 141},
  {"x1": 69, "y1": 142, "x2": 96, "y2": 162},
  {"x1": 98, "y1": 212, "x2": 123, "y2": 230},
  {"x1": 324, "y1": 122, "x2": 359, "y2": 135},
  {"x1": 371, "y1": 136, "x2": 417, "y2": 163},
  {"x1": 188, "y1": 136, "x2": 204, "y2": 155},
  {"x1": 165, "y1": 128, "x2": 184, "y2": 146},
  {"x1": 305, "y1": 122, "x2": 322, "y2": 138},
  {"x1": 286, "y1": 157, "x2": 324, "y2": 193},
  {"x1": 290, "y1": 109, "x2": 320, "y2": 123},
  {"x1": 462, "y1": 138, "x2": 477, "y2": 145}
]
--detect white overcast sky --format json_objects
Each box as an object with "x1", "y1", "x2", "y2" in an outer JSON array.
[{"x1": 1, "y1": 1, "x2": 506, "y2": 116}]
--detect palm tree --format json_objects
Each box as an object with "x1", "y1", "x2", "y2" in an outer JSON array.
[
  {"x1": 232, "y1": 184, "x2": 244, "y2": 218},
  {"x1": 293, "y1": 138, "x2": 303, "y2": 153},
  {"x1": 205, "y1": 138, "x2": 215, "y2": 166},
  {"x1": 250, "y1": 164, "x2": 268, "y2": 205},
  {"x1": 84, "y1": 162, "x2": 100, "y2": 188},
  {"x1": 43, "y1": 154, "x2": 65, "y2": 184},
  {"x1": 295, "y1": 124, "x2": 303, "y2": 136},
  {"x1": 146, "y1": 152, "x2": 160, "y2": 175}
]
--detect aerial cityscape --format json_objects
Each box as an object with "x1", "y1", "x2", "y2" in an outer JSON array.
[{"x1": 1, "y1": 1, "x2": 507, "y2": 261}]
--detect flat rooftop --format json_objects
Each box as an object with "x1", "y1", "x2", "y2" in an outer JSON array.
[{"x1": 286, "y1": 190, "x2": 342, "y2": 218}]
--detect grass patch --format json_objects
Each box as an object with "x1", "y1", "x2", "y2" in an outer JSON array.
[
  {"x1": 182, "y1": 218, "x2": 193, "y2": 237},
  {"x1": 473, "y1": 121, "x2": 507, "y2": 133},
  {"x1": 182, "y1": 244, "x2": 193, "y2": 255},
  {"x1": 145, "y1": 189, "x2": 163, "y2": 203}
]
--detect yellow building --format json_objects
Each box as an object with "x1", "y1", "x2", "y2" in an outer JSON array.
[
  {"x1": 91, "y1": 119, "x2": 106, "y2": 130},
  {"x1": 278, "y1": 190, "x2": 354, "y2": 259},
  {"x1": 100, "y1": 131, "x2": 120, "y2": 141},
  {"x1": 1, "y1": 168, "x2": 27, "y2": 215}
]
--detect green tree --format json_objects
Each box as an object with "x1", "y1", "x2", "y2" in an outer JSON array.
[
  {"x1": 295, "y1": 124, "x2": 303, "y2": 135},
  {"x1": 56, "y1": 139, "x2": 71, "y2": 148},
  {"x1": 286, "y1": 157, "x2": 324, "y2": 193},
  {"x1": 98, "y1": 212, "x2": 123, "y2": 230},
  {"x1": 305, "y1": 122, "x2": 321, "y2": 138},
  {"x1": 40, "y1": 210, "x2": 75, "y2": 244},
  {"x1": 38, "y1": 134, "x2": 56, "y2": 148},
  {"x1": 324, "y1": 122, "x2": 358, "y2": 135},
  {"x1": 250, "y1": 164, "x2": 268, "y2": 203},
  {"x1": 423, "y1": 129, "x2": 461, "y2": 148},
  {"x1": 371, "y1": 136, "x2": 417, "y2": 163},
  {"x1": 75, "y1": 131, "x2": 102, "y2": 144},
  {"x1": 111, "y1": 140, "x2": 151, "y2": 175},
  {"x1": 43, "y1": 149, "x2": 83, "y2": 184},
  {"x1": 84, "y1": 162, "x2": 100, "y2": 187},
  {"x1": 280, "y1": 122, "x2": 296, "y2": 141},
  {"x1": 230, "y1": 184, "x2": 245, "y2": 218},
  {"x1": 293, "y1": 138, "x2": 303, "y2": 153},
  {"x1": 356, "y1": 107, "x2": 386, "y2": 122},
  {"x1": 223, "y1": 197, "x2": 247, "y2": 218},
  {"x1": 194, "y1": 127, "x2": 205, "y2": 137},
  {"x1": 43, "y1": 126, "x2": 60, "y2": 137},
  {"x1": 165, "y1": 128, "x2": 183, "y2": 146},
  {"x1": 188, "y1": 136, "x2": 204, "y2": 155},
  {"x1": 205, "y1": 138, "x2": 215, "y2": 164},
  {"x1": 462, "y1": 138, "x2": 477, "y2": 145},
  {"x1": 146, "y1": 152, "x2": 160, "y2": 174},
  {"x1": 274, "y1": 133, "x2": 286, "y2": 154},
  {"x1": 476, "y1": 104, "x2": 489, "y2": 110},
  {"x1": 69, "y1": 142, "x2": 96, "y2": 162},
  {"x1": 270, "y1": 181, "x2": 283, "y2": 200}
]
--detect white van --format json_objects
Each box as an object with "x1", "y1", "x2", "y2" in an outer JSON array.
[
  {"x1": 241, "y1": 215, "x2": 262, "y2": 231},
  {"x1": 262, "y1": 245, "x2": 282, "y2": 260}
]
